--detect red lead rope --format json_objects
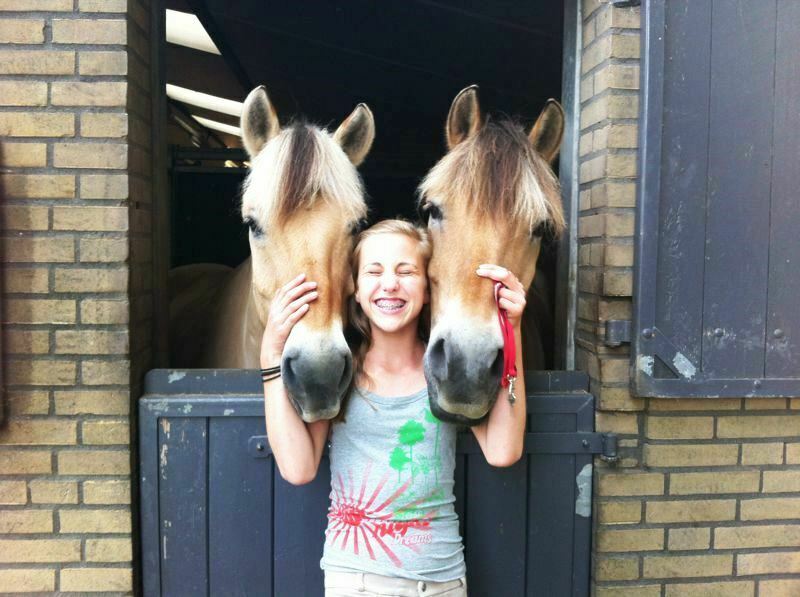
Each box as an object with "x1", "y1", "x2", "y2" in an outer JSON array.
[{"x1": 494, "y1": 282, "x2": 518, "y2": 404}]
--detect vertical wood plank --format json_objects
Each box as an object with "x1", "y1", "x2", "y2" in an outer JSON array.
[
  {"x1": 654, "y1": 0, "x2": 713, "y2": 371},
  {"x1": 765, "y1": 1, "x2": 800, "y2": 378},
  {"x1": 208, "y1": 417, "x2": 272, "y2": 596},
  {"x1": 159, "y1": 417, "x2": 209, "y2": 596},
  {"x1": 702, "y1": 0, "x2": 777, "y2": 378}
]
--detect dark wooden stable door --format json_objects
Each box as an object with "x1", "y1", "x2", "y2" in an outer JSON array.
[
  {"x1": 140, "y1": 370, "x2": 602, "y2": 596},
  {"x1": 634, "y1": 0, "x2": 800, "y2": 397}
]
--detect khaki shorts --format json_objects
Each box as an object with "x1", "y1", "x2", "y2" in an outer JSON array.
[{"x1": 324, "y1": 570, "x2": 467, "y2": 597}]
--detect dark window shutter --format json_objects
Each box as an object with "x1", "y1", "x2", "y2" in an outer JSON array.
[{"x1": 633, "y1": 0, "x2": 800, "y2": 398}]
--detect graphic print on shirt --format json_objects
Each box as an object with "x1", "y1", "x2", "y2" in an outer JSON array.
[{"x1": 326, "y1": 407, "x2": 444, "y2": 567}]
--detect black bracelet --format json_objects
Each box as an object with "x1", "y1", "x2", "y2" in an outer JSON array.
[{"x1": 260, "y1": 365, "x2": 281, "y2": 383}]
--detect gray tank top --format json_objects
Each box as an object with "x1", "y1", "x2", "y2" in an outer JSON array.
[{"x1": 319, "y1": 386, "x2": 466, "y2": 582}]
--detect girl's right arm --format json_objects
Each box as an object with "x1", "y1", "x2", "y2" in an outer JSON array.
[{"x1": 261, "y1": 274, "x2": 329, "y2": 485}]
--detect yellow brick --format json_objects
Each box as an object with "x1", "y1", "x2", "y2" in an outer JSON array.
[
  {"x1": 0, "y1": 19, "x2": 44, "y2": 43},
  {"x1": 80, "y1": 112, "x2": 127, "y2": 138},
  {"x1": 0, "y1": 569, "x2": 55, "y2": 592},
  {"x1": 597, "y1": 528, "x2": 663, "y2": 552},
  {"x1": 55, "y1": 330, "x2": 129, "y2": 355},
  {"x1": 5, "y1": 299, "x2": 75, "y2": 324},
  {"x1": 0, "y1": 481, "x2": 28, "y2": 505},
  {"x1": 649, "y1": 399, "x2": 742, "y2": 412},
  {"x1": 603, "y1": 270, "x2": 633, "y2": 296},
  {"x1": 51, "y1": 82, "x2": 126, "y2": 107},
  {"x1": 787, "y1": 444, "x2": 800, "y2": 464},
  {"x1": 604, "y1": 243, "x2": 634, "y2": 266},
  {"x1": 647, "y1": 417, "x2": 713, "y2": 440},
  {"x1": 79, "y1": 50, "x2": 127, "y2": 75},
  {"x1": 596, "y1": 385, "x2": 644, "y2": 411},
  {"x1": 0, "y1": 510, "x2": 52, "y2": 533},
  {"x1": 83, "y1": 479, "x2": 130, "y2": 504},
  {"x1": 645, "y1": 444, "x2": 738, "y2": 467},
  {"x1": 743, "y1": 442, "x2": 784, "y2": 465},
  {"x1": 716, "y1": 524, "x2": 800, "y2": 549},
  {"x1": 744, "y1": 398, "x2": 788, "y2": 410},
  {"x1": 669, "y1": 471, "x2": 760, "y2": 495},
  {"x1": 2, "y1": 174, "x2": 75, "y2": 198},
  {"x1": 57, "y1": 449, "x2": 130, "y2": 475},
  {"x1": 0, "y1": 142, "x2": 47, "y2": 167},
  {"x1": 0, "y1": 419, "x2": 76, "y2": 445},
  {"x1": 646, "y1": 499, "x2": 736, "y2": 523},
  {"x1": 60, "y1": 567, "x2": 132, "y2": 592},
  {"x1": 6, "y1": 390, "x2": 49, "y2": 416},
  {"x1": 53, "y1": 142, "x2": 127, "y2": 168},
  {"x1": 737, "y1": 551, "x2": 800, "y2": 575},
  {"x1": 763, "y1": 471, "x2": 800, "y2": 493},
  {"x1": 718, "y1": 416, "x2": 800, "y2": 438},
  {"x1": 79, "y1": 238, "x2": 129, "y2": 262},
  {"x1": 58, "y1": 508, "x2": 131, "y2": 533},
  {"x1": 81, "y1": 420, "x2": 129, "y2": 445},
  {"x1": 4, "y1": 237, "x2": 74, "y2": 263},
  {"x1": 54, "y1": 267, "x2": 128, "y2": 292},
  {"x1": 85, "y1": 538, "x2": 132, "y2": 563},
  {"x1": 81, "y1": 359, "x2": 129, "y2": 385},
  {"x1": 582, "y1": 35, "x2": 610, "y2": 74},
  {"x1": 0, "y1": 112, "x2": 74, "y2": 137},
  {"x1": 0, "y1": 50, "x2": 74, "y2": 74},
  {"x1": 761, "y1": 580, "x2": 800, "y2": 597},
  {"x1": 0, "y1": 539, "x2": 79, "y2": 562},
  {"x1": 80, "y1": 0, "x2": 127, "y2": 10},
  {"x1": 741, "y1": 497, "x2": 800, "y2": 521},
  {"x1": 54, "y1": 390, "x2": 129, "y2": 415},
  {"x1": 5, "y1": 329, "x2": 50, "y2": 354},
  {"x1": 665, "y1": 581, "x2": 754, "y2": 597},
  {"x1": 29, "y1": 480, "x2": 78, "y2": 504},
  {"x1": 598, "y1": 501, "x2": 641, "y2": 524},
  {"x1": 596, "y1": 412, "x2": 638, "y2": 435},
  {"x1": 52, "y1": 19, "x2": 126, "y2": 44},
  {"x1": 597, "y1": 588, "x2": 659, "y2": 597},
  {"x1": 668, "y1": 527, "x2": 710, "y2": 551},
  {"x1": 608, "y1": 94, "x2": 639, "y2": 119},
  {"x1": 2, "y1": 206, "x2": 49, "y2": 231},
  {"x1": 53, "y1": 206, "x2": 129, "y2": 233},
  {"x1": 595, "y1": 555, "x2": 640, "y2": 581},
  {"x1": 80, "y1": 174, "x2": 128, "y2": 199},
  {"x1": 643, "y1": 554, "x2": 732, "y2": 579},
  {"x1": 0, "y1": 450, "x2": 52, "y2": 472},
  {"x1": 598, "y1": 473, "x2": 664, "y2": 496},
  {"x1": 3, "y1": 267, "x2": 49, "y2": 294},
  {"x1": 5, "y1": 359, "x2": 76, "y2": 385},
  {"x1": 607, "y1": 154, "x2": 637, "y2": 179},
  {"x1": 599, "y1": 358, "x2": 629, "y2": 383},
  {"x1": 80, "y1": 299, "x2": 129, "y2": 324},
  {"x1": 0, "y1": 0, "x2": 71, "y2": 8}
]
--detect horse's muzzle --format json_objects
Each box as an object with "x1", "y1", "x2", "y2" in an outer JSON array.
[{"x1": 281, "y1": 344, "x2": 352, "y2": 422}]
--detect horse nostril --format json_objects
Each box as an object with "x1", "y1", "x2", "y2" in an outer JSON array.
[
  {"x1": 428, "y1": 337, "x2": 447, "y2": 379},
  {"x1": 490, "y1": 349, "x2": 503, "y2": 380},
  {"x1": 338, "y1": 352, "x2": 353, "y2": 395},
  {"x1": 281, "y1": 354, "x2": 297, "y2": 389}
]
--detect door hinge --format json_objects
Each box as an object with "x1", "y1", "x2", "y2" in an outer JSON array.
[
  {"x1": 610, "y1": 0, "x2": 640, "y2": 7},
  {"x1": 604, "y1": 320, "x2": 632, "y2": 347}
]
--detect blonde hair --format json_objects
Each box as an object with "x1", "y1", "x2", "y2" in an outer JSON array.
[{"x1": 333, "y1": 219, "x2": 432, "y2": 424}]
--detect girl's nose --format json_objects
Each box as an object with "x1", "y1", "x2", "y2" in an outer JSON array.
[{"x1": 381, "y1": 273, "x2": 400, "y2": 291}]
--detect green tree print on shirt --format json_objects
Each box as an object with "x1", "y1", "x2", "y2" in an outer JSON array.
[
  {"x1": 389, "y1": 446, "x2": 411, "y2": 482},
  {"x1": 397, "y1": 420, "x2": 425, "y2": 482}
]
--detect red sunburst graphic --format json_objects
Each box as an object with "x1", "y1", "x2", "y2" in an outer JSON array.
[{"x1": 326, "y1": 461, "x2": 440, "y2": 567}]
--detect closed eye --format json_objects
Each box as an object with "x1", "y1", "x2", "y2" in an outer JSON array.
[
  {"x1": 243, "y1": 216, "x2": 264, "y2": 238},
  {"x1": 419, "y1": 201, "x2": 443, "y2": 223}
]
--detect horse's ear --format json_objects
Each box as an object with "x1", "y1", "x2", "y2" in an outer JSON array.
[
  {"x1": 241, "y1": 86, "x2": 280, "y2": 158},
  {"x1": 446, "y1": 85, "x2": 483, "y2": 150},
  {"x1": 529, "y1": 99, "x2": 565, "y2": 164},
  {"x1": 333, "y1": 103, "x2": 375, "y2": 166}
]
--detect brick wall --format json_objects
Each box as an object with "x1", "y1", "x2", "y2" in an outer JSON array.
[
  {"x1": 579, "y1": 2, "x2": 800, "y2": 596},
  {"x1": 0, "y1": 0, "x2": 153, "y2": 593}
]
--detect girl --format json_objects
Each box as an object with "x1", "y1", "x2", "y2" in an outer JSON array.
[{"x1": 261, "y1": 220, "x2": 527, "y2": 596}]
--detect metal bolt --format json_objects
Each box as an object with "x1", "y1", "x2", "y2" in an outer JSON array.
[
  {"x1": 774, "y1": 329, "x2": 785, "y2": 339},
  {"x1": 753, "y1": 380, "x2": 762, "y2": 389},
  {"x1": 582, "y1": 439, "x2": 590, "y2": 449},
  {"x1": 642, "y1": 328, "x2": 654, "y2": 339},
  {"x1": 256, "y1": 442, "x2": 265, "y2": 451},
  {"x1": 714, "y1": 328, "x2": 724, "y2": 338}
]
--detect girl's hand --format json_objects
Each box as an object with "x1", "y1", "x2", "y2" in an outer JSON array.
[
  {"x1": 260, "y1": 273, "x2": 318, "y2": 366},
  {"x1": 476, "y1": 264, "x2": 526, "y2": 330}
]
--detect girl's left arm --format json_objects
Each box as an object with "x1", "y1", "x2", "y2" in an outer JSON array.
[{"x1": 470, "y1": 265, "x2": 527, "y2": 467}]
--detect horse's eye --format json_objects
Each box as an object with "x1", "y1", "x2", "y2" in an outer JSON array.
[
  {"x1": 531, "y1": 220, "x2": 554, "y2": 242},
  {"x1": 419, "y1": 202, "x2": 443, "y2": 223},
  {"x1": 244, "y1": 216, "x2": 264, "y2": 238}
]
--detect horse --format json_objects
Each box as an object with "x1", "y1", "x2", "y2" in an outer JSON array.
[
  {"x1": 169, "y1": 85, "x2": 375, "y2": 422},
  {"x1": 417, "y1": 85, "x2": 565, "y2": 425}
]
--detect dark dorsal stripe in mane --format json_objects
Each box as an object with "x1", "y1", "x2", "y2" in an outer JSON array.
[{"x1": 277, "y1": 122, "x2": 318, "y2": 222}]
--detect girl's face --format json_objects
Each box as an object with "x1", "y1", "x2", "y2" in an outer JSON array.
[{"x1": 354, "y1": 233, "x2": 429, "y2": 335}]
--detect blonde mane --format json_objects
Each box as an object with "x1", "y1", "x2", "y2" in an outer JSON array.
[
  {"x1": 418, "y1": 117, "x2": 565, "y2": 235},
  {"x1": 242, "y1": 122, "x2": 368, "y2": 225}
]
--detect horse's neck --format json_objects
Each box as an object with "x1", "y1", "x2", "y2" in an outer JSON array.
[{"x1": 204, "y1": 257, "x2": 264, "y2": 369}]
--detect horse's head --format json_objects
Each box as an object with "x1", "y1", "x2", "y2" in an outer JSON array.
[
  {"x1": 418, "y1": 85, "x2": 565, "y2": 425},
  {"x1": 240, "y1": 86, "x2": 375, "y2": 422}
]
